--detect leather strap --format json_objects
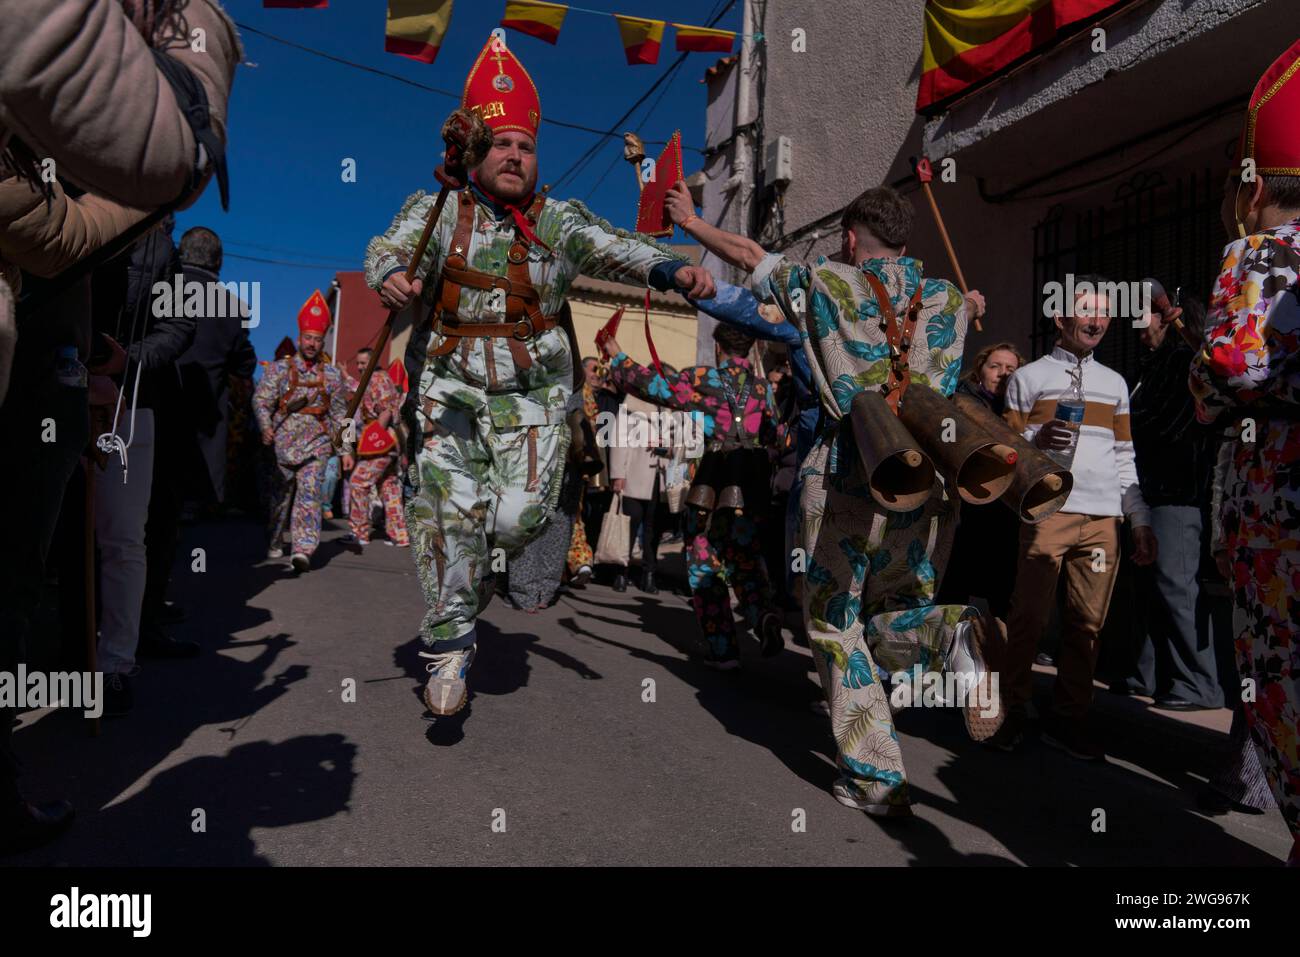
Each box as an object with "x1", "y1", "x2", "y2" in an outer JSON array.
[
  {"x1": 863, "y1": 272, "x2": 922, "y2": 414},
  {"x1": 277, "y1": 362, "x2": 327, "y2": 418},
  {"x1": 427, "y1": 191, "x2": 554, "y2": 371}
]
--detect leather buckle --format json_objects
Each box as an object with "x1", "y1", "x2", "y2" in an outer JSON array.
[{"x1": 511, "y1": 317, "x2": 535, "y2": 340}]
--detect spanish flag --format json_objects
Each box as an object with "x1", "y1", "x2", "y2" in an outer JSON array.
[
  {"x1": 615, "y1": 15, "x2": 665, "y2": 66},
  {"x1": 385, "y1": 0, "x2": 455, "y2": 64},
  {"x1": 672, "y1": 23, "x2": 735, "y2": 54},
  {"x1": 501, "y1": 0, "x2": 569, "y2": 45},
  {"x1": 918, "y1": 0, "x2": 1126, "y2": 111}
]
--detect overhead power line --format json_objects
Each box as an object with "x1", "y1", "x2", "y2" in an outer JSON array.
[{"x1": 234, "y1": 22, "x2": 704, "y2": 154}]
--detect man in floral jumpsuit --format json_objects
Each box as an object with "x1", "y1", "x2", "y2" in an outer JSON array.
[
  {"x1": 675, "y1": 185, "x2": 996, "y2": 817},
  {"x1": 363, "y1": 36, "x2": 715, "y2": 715},
  {"x1": 253, "y1": 290, "x2": 349, "y2": 573},
  {"x1": 602, "y1": 323, "x2": 785, "y2": 667},
  {"x1": 1190, "y1": 38, "x2": 1300, "y2": 866},
  {"x1": 345, "y1": 346, "x2": 408, "y2": 547}
]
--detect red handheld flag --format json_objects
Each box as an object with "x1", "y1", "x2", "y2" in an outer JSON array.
[{"x1": 634, "y1": 131, "x2": 684, "y2": 239}]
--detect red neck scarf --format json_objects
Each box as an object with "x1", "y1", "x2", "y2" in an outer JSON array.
[{"x1": 471, "y1": 172, "x2": 551, "y2": 252}]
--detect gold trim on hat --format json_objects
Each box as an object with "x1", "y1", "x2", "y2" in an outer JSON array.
[
  {"x1": 462, "y1": 36, "x2": 542, "y2": 138},
  {"x1": 1244, "y1": 51, "x2": 1300, "y2": 167}
]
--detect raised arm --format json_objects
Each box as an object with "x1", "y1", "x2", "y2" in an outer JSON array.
[{"x1": 663, "y1": 180, "x2": 765, "y2": 273}]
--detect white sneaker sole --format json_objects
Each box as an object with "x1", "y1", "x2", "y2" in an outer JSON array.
[
  {"x1": 423, "y1": 679, "x2": 468, "y2": 716},
  {"x1": 832, "y1": 788, "x2": 914, "y2": 818}
]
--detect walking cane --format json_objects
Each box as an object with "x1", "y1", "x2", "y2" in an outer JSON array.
[
  {"x1": 335, "y1": 110, "x2": 492, "y2": 447},
  {"x1": 84, "y1": 461, "x2": 100, "y2": 738},
  {"x1": 913, "y1": 157, "x2": 982, "y2": 333}
]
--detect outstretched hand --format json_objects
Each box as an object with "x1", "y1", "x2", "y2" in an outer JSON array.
[{"x1": 673, "y1": 265, "x2": 716, "y2": 300}]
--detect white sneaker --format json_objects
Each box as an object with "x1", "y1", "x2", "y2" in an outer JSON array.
[
  {"x1": 944, "y1": 618, "x2": 1005, "y2": 743},
  {"x1": 419, "y1": 644, "x2": 476, "y2": 715},
  {"x1": 832, "y1": 778, "x2": 913, "y2": 818},
  {"x1": 267, "y1": 546, "x2": 284, "y2": 559},
  {"x1": 290, "y1": 553, "x2": 309, "y2": 573}
]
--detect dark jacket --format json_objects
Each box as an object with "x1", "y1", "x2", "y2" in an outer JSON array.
[
  {"x1": 1131, "y1": 336, "x2": 1210, "y2": 508},
  {"x1": 175, "y1": 263, "x2": 256, "y2": 503},
  {"x1": 91, "y1": 224, "x2": 195, "y2": 411}
]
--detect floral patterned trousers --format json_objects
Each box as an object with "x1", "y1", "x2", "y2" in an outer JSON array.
[
  {"x1": 1229, "y1": 543, "x2": 1300, "y2": 860},
  {"x1": 685, "y1": 507, "x2": 775, "y2": 661},
  {"x1": 349, "y1": 454, "x2": 409, "y2": 546},
  {"x1": 801, "y1": 426, "x2": 977, "y2": 810},
  {"x1": 567, "y1": 486, "x2": 594, "y2": 575},
  {"x1": 407, "y1": 383, "x2": 567, "y2": 649},
  {"x1": 271, "y1": 456, "x2": 326, "y2": 556}
]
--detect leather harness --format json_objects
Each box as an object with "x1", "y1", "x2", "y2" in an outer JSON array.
[
  {"x1": 426, "y1": 190, "x2": 557, "y2": 373},
  {"x1": 277, "y1": 362, "x2": 328, "y2": 417},
  {"x1": 862, "y1": 272, "x2": 923, "y2": 414}
]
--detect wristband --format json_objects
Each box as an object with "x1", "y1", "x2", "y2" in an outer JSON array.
[{"x1": 682, "y1": 213, "x2": 700, "y2": 230}]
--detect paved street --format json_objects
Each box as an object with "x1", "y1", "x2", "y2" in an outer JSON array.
[{"x1": 6, "y1": 515, "x2": 1292, "y2": 867}]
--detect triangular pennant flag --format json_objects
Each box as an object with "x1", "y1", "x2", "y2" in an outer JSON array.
[
  {"x1": 634, "y1": 131, "x2": 683, "y2": 239},
  {"x1": 385, "y1": 0, "x2": 455, "y2": 64},
  {"x1": 672, "y1": 23, "x2": 735, "y2": 53},
  {"x1": 615, "y1": 15, "x2": 665, "y2": 66},
  {"x1": 501, "y1": 0, "x2": 568, "y2": 45},
  {"x1": 387, "y1": 359, "x2": 409, "y2": 393},
  {"x1": 357, "y1": 421, "x2": 397, "y2": 458}
]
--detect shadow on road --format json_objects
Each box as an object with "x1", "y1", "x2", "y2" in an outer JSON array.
[
  {"x1": 559, "y1": 583, "x2": 1281, "y2": 866},
  {"x1": 6, "y1": 516, "x2": 356, "y2": 866}
]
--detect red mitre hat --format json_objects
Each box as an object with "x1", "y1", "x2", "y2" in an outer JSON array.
[
  {"x1": 357, "y1": 421, "x2": 397, "y2": 458},
  {"x1": 297, "y1": 289, "x2": 331, "y2": 335},
  {"x1": 387, "y1": 359, "x2": 409, "y2": 393},
  {"x1": 1239, "y1": 39, "x2": 1300, "y2": 175},
  {"x1": 463, "y1": 36, "x2": 541, "y2": 140},
  {"x1": 274, "y1": 336, "x2": 296, "y2": 360}
]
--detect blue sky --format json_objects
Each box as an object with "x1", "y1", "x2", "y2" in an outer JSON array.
[{"x1": 180, "y1": 0, "x2": 740, "y2": 358}]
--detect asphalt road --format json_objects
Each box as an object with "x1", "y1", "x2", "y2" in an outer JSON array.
[{"x1": 7, "y1": 516, "x2": 1292, "y2": 866}]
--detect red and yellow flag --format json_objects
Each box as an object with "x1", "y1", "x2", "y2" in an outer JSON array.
[
  {"x1": 615, "y1": 15, "x2": 665, "y2": 66},
  {"x1": 918, "y1": 0, "x2": 1127, "y2": 111},
  {"x1": 672, "y1": 23, "x2": 735, "y2": 54},
  {"x1": 385, "y1": 0, "x2": 455, "y2": 64},
  {"x1": 501, "y1": 0, "x2": 569, "y2": 45}
]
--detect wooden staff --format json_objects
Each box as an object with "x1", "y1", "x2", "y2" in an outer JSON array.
[
  {"x1": 84, "y1": 461, "x2": 99, "y2": 737},
  {"x1": 914, "y1": 157, "x2": 982, "y2": 332},
  {"x1": 336, "y1": 109, "x2": 492, "y2": 446}
]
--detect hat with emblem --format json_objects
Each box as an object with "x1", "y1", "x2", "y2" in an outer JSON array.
[
  {"x1": 297, "y1": 289, "x2": 332, "y2": 336},
  {"x1": 463, "y1": 35, "x2": 541, "y2": 140}
]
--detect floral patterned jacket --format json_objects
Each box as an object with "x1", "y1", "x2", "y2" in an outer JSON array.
[
  {"x1": 1189, "y1": 216, "x2": 1300, "y2": 551},
  {"x1": 364, "y1": 182, "x2": 685, "y2": 432},
  {"x1": 750, "y1": 254, "x2": 970, "y2": 427},
  {"x1": 253, "y1": 354, "x2": 348, "y2": 467},
  {"x1": 607, "y1": 353, "x2": 781, "y2": 451}
]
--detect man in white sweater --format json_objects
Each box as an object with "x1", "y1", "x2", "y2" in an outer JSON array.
[{"x1": 994, "y1": 278, "x2": 1157, "y2": 760}]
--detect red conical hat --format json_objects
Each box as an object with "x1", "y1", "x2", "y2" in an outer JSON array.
[
  {"x1": 357, "y1": 420, "x2": 397, "y2": 457},
  {"x1": 274, "y1": 336, "x2": 296, "y2": 360},
  {"x1": 387, "y1": 359, "x2": 409, "y2": 392},
  {"x1": 1240, "y1": 39, "x2": 1300, "y2": 175},
  {"x1": 463, "y1": 35, "x2": 541, "y2": 140},
  {"x1": 297, "y1": 289, "x2": 331, "y2": 335}
]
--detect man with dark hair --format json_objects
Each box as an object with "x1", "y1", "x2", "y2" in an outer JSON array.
[
  {"x1": 999, "y1": 279, "x2": 1156, "y2": 759},
  {"x1": 600, "y1": 322, "x2": 784, "y2": 668},
  {"x1": 1191, "y1": 38, "x2": 1300, "y2": 866},
  {"x1": 659, "y1": 182, "x2": 995, "y2": 817},
  {"x1": 1115, "y1": 284, "x2": 1221, "y2": 710}
]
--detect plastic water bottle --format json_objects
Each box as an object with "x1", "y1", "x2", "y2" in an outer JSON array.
[
  {"x1": 1049, "y1": 358, "x2": 1085, "y2": 469},
  {"x1": 55, "y1": 345, "x2": 88, "y2": 389}
]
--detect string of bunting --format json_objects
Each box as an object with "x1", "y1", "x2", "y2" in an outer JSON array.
[{"x1": 263, "y1": 1, "x2": 759, "y2": 67}]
